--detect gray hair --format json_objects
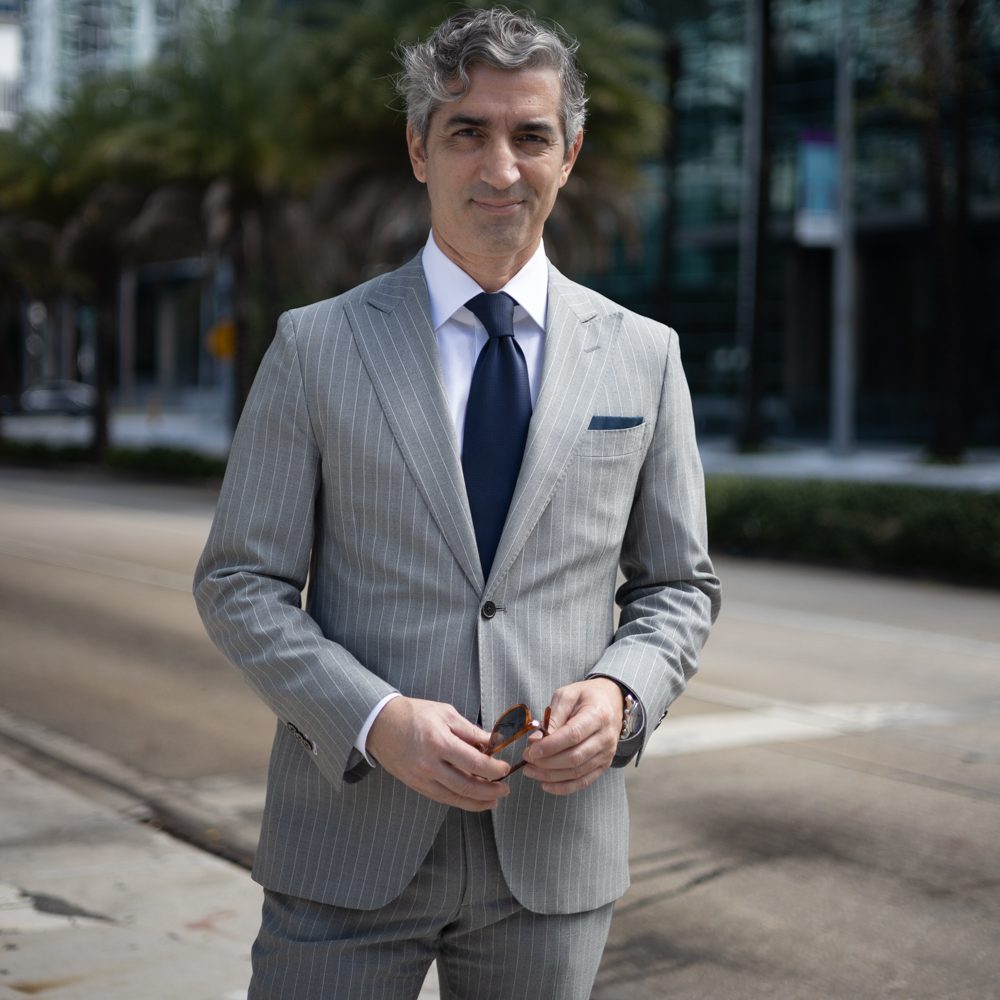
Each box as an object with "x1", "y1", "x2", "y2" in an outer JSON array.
[{"x1": 397, "y1": 7, "x2": 587, "y2": 149}]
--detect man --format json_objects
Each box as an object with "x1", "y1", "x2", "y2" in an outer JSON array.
[{"x1": 195, "y1": 8, "x2": 720, "y2": 998}]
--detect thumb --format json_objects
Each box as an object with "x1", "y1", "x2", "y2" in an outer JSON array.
[{"x1": 448, "y1": 712, "x2": 494, "y2": 749}]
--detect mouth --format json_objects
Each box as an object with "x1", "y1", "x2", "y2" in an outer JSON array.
[{"x1": 472, "y1": 199, "x2": 524, "y2": 215}]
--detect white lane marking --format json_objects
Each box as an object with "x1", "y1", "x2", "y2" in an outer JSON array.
[
  {"x1": 726, "y1": 599, "x2": 1000, "y2": 660},
  {"x1": 644, "y1": 695, "x2": 953, "y2": 758},
  {"x1": 0, "y1": 536, "x2": 193, "y2": 592}
]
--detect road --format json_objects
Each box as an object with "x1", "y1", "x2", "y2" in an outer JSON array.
[{"x1": 1, "y1": 466, "x2": 998, "y2": 999}]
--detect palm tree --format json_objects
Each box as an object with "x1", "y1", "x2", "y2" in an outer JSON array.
[
  {"x1": 290, "y1": 0, "x2": 665, "y2": 285},
  {"x1": 0, "y1": 79, "x2": 151, "y2": 458},
  {"x1": 3, "y1": 1, "x2": 666, "y2": 438},
  {"x1": 105, "y1": 6, "x2": 320, "y2": 428}
]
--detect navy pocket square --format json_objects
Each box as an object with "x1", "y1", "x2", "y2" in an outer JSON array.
[{"x1": 588, "y1": 415, "x2": 644, "y2": 430}]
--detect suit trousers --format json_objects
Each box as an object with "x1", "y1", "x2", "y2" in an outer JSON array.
[{"x1": 249, "y1": 806, "x2": 615, "y2": 999}]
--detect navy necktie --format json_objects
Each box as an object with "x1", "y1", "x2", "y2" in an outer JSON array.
[{"x1": 461, "y1": 292, "x2": 532, "y2": 580}]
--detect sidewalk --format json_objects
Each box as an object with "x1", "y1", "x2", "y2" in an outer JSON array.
[
  {"x1": 699, "y1": 440, "x2": 1000, "y2": 491},
  {"x1": 0, "y1": 746, "x2": 442, "y2": 999},
  {"x1": 0, "y1": 751, "x2": 258, "y2": 1000}
]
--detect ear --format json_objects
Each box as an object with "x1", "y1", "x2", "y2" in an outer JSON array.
[
  {"x1": 406, "y1": 123, "x2": 428, "y2": 184},
  {"x1": 559, "y1": 129, "x2": 584, "y2": 187}
]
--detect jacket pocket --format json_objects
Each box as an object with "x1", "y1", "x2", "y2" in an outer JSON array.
[{"x1": 576, "y1": 421, "x2": 647, "y2": 458}]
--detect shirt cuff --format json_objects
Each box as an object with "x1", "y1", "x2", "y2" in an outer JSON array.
[{"x1": 355, "y1": 692, "x2": 402, "y2": 765}]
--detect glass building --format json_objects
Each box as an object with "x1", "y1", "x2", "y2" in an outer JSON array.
[
  {"x1": 597, "y1": 0, "x2": 1000, "y2": 446},
  {"x1": 19, "y1": 0, "x2": 227, "y2": 113}
]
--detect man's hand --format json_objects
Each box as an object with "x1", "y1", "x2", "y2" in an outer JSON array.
[
  {"x1": 366, "y1": 696, "x2": 511, "y2": 810},
  {"x1": 521, "y1": 677, "x2": 624, "y2": 795}
]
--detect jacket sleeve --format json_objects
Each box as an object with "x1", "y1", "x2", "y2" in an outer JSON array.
[
  {"x1": 586, "y1": 327, "x2": 722, "y2": 761},
  {"x1": 193, "y1": 310, "x2": 395, "y2": 789}
]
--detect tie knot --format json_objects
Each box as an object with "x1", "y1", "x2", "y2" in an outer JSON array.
[{"x1": 466, "y1": 292, "x2": 516, "y2": 340}]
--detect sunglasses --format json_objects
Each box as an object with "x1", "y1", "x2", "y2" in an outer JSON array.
[{"x1": 484, "y1": 704, "x2": 551, "y2": 781}]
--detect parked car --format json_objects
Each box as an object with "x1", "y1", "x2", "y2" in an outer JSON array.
[{"x1": 19, "y1": 380, "x2": 98, "y2": 416}]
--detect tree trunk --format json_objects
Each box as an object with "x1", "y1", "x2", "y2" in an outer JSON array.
[
  {"x1": 89, "y1": 286, "x2": 117, "y2": 464},
  {"x1": 229, "y1": 201, "x2": 273, "y2": 434},
  {"x1": 658, "y1": 37, "x2": 682, "y2": 321},
  {"x1": 927, "y1": 0, "x2": 975, "y2": 460}
]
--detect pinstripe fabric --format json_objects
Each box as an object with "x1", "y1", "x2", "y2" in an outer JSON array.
[
  {"x1": 249, "y1": 809, "x2": 612, "y2": 1000},
  {"x1": 194, "y1": 254, "x2": 720, "y2": 915}
]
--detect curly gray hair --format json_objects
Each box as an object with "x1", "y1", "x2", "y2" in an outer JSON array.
[{"x1": 397, "y1": 7, "x2": 587, "y2": 150}]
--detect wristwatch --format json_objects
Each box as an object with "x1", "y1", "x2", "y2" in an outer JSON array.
[{"x1": 620, "y1": 692, "x2": 640, "y2": 740}]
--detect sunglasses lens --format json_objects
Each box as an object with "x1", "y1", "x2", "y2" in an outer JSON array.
[{"x1": 489, "y1": 705, "x2": 528, "y2": 750}]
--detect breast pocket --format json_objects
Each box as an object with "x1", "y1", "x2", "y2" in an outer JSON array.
[
  {"x1": 575, "y1": 421, "x2": 647, "y2": 458},
  {"x1": 555, "y1": 421, "x2": 649, "y2": 563}
]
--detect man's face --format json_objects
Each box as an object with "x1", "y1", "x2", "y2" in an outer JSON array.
[{"x1": 407, "y1": 64, "x2": 583, "y2": 275}]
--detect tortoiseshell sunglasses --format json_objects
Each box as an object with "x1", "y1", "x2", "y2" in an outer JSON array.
[{"x1": 484, "y1": 704, "x2": 551, "y2": 781}]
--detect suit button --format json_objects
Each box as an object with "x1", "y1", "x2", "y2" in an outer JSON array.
[{"x1": 481, "y1": 601, "x2": 497, "y2": 620}]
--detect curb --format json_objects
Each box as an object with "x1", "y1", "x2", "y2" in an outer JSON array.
[{"x1": 0, "y1": 708, "x2": 260, "y2": 869}]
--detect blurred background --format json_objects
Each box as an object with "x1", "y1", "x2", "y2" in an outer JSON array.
[
  {"x1": 0, "y1": 0, "x2": 997, "y2": 459},
  {"x1": 0, "y1": 2, "x2": 998, "y2": 998}
]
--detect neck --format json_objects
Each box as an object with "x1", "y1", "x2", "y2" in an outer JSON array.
[{"x1": 432, "y1": 232, "x2": 539, "y2": 292}]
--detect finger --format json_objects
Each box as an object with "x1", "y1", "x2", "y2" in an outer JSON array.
[
  {"x1": 425, "y1": 779, "x2": 508, "y2": 811},
  {"x1": 535, "y1": 714, "x2": 589, "y2": 752},
  {"x1": 447, "y1": 712, "x2": 496, "y2": 750},
  {"x1": 544, "y1": 688, "x2": 580, "y2": 731},
  {"x1": 524, "y1": 743, "x2": 607, "y2": 783},
  {"x1": 525, "y1": 713, "x2": 600, "y2": 760},
  {"x1": 446, "y1": 741, "x2": 511, "y2": 782},
  {"x1": 536, "y1": 767, "x2": 606, "y2": 797},
  {"x1": 433, "y1": 766, "x2": 511, "y2": 806}
]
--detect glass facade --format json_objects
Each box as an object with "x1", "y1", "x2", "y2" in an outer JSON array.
[
  {"x1": 594, "y1": 0, "x2": 1000, "y2": 444},
  {"x1": 19, "y1": 0, "x2": 225, "y2": 112}
]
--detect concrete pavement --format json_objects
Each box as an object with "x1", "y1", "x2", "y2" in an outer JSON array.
[
  {"x1": 1, "y1": 464, "x2": 998, "y2": 997},
  {"x1": 0, "y1": 750, "x2": 259, "y2": 1000},
  {"x1": 0, "y1": 743, "x2": 443, "y2": 999}
]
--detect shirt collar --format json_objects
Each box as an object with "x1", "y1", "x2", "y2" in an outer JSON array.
[{"x1": 421, "y1": 231, "x2": 549, "y2": 331}]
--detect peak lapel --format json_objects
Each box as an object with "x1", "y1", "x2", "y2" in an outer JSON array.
[
  {"x1": 488, "y1": 269, "x2": 619, "y2": 588},
  {"x1": 346, "y1": 258, "x2": 483, "y2": 592}
]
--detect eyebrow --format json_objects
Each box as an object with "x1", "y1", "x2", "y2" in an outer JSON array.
[{"x1": 442, "y1": 113, "x2": 560, "y2": 138}]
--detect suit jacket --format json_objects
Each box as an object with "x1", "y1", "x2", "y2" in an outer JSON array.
[{"x1": 194, "y1": 255, "x2": 720, "y2": 915}]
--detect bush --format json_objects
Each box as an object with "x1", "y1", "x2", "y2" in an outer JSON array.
[
  {"x1": 0, "y1": 437, "x2": 226, "y2": 481},
  {"x1": 0, "y1": 438, "x2": 91, "y2": 466},
  {"x1": 3, "y1": 438, "x2": 997, "y2": 587},
  {"x1": 106, "y1": 446, "x2": 226, "y2": 480},
  {"x1": 706, "y1": 476, "x2": 1000, "y2": 587}
]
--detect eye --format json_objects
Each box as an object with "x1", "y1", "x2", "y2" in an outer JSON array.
[{"x1": 517, "y1": 132, "x2": 556, "y2": 148}]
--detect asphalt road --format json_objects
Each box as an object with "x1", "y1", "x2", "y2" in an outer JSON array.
[{"x1": 1, "y1": 466, "x2": 998, "y2": 999}]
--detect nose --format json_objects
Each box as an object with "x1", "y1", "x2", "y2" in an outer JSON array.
[{"x1": 480, "y1": 137, "x2": 520, "y2": 190}]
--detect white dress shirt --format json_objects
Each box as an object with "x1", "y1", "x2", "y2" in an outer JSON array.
[{"x1": 355, "y1": 231, "x2": 550, "y2": 762}]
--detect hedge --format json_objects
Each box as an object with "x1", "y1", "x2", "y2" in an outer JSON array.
[
  {"x1": 0, "y1": 438, "x2": 226, "y2": 481},
  {"x1": 2, "y1": 437, "x2": 997, "y2": 587},
  {"x1": 705, "y1": 475, "x2": 1000, "y2": 587}
]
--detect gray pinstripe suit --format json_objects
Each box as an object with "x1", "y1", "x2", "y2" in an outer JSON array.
[{"x1": 194, "y1": 254, "x2": 719, "y2": 918}]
